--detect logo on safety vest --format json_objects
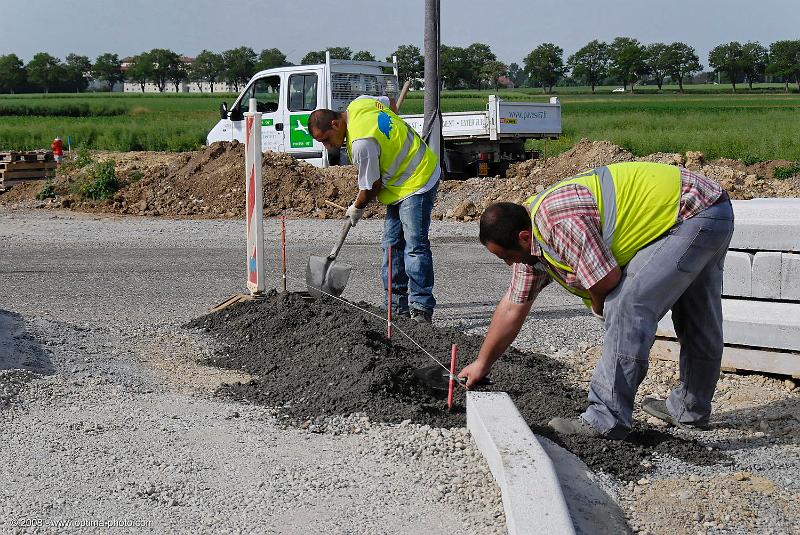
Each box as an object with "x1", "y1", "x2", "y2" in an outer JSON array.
[{"x1": 377, "y1": 112, "x2": 393, "y2": 139}]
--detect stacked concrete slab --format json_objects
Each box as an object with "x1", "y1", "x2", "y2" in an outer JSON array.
[{"x1": 656, "y1": 199, "x2": 800, "y2": 377}]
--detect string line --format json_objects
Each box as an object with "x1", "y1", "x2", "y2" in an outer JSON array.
[{"x1": 281, "y1": 272, "x2": 466, "y2": 388}]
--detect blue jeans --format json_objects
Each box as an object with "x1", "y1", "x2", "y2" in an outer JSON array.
[
  {"x1": 582, "y1": 196, "x2": 734, "y2": 439},
  {"x1": 382, "y1": 182, "x2": 438, "y2": 314}
]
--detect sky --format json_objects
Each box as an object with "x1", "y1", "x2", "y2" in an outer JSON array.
[{"x1": 0, "y1": 0, "x2": 797, "y2": 68}]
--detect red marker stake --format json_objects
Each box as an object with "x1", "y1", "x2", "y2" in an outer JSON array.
[
  {"x1": 447, "y1": 344, "x2": 458, "y2": 410},
  {"x1": 387, "y1": 245, "x2": 392, "y2": 338},
  {"x1": 280, "y1": 216, "x2": 287, "y2": 292}
]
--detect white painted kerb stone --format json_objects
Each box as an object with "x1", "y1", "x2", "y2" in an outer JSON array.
[
  {"x1": 658, "y1": 299, "x2": 800, "y2": 351},
  {"x1": 466, "y1": 391, "x2": 575, "y2": 535},
  {"x1": 752, "y1": 252, "x2": 782, "y2": 300},
  {"x1": 730, "y1": 199, "x2": 800, "y2": 252},
  {"x1": 722, "y1": 251, "x2": 753, "y2": 297},
  {"x1": 781, "y1": 253, "x2": 800, "y2": 301}
]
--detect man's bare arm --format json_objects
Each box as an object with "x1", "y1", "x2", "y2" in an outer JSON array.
[
  {"x1": 354, "y1": 178, "x2": 382, "y2": 209},
  {"x1": 587, "y1": 266, "x2": 622, "y2": 317},
  {"x1": 458, "y1": 296, "x2": 534, "y2": 387}
]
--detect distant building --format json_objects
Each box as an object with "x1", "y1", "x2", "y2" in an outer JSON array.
[
  {"x1": 119, "y1": 55, "x2": 234, "y2": 93},
  {"x1": 87, "y1": 79, "x2": 124, "y2": 92},
  {"x1": 496, "y1": 75, "x2": 515, "y2": 89}
]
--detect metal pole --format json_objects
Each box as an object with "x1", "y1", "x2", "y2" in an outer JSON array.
[
  {"x1": 387, "y1": 245, "x2": 393, "y2": 339},
  {"x1": 423, "y1": 0, "x2": 442, "y2": 161},
  {"x1": 280, "y1": 216, "x2": 287, "y2": 292}
]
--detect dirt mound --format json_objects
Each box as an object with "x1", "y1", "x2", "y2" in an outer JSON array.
[
  {"x1": 110, "y1": 142, "x2": 370, "y2": 218},
  {"x1": 507, "y1": 139, "x2": 635, "y2": 180},
  {"x1": 432, "y1": 139, "x2": 636, "y2": 220},
  {"x1": 1, "y1": 142, "x2": 378, "y2": 220},
  {"x1": 699, "y1": 159, "x2": 800, "y2": 199},
  {"x1": 3, "y1": 139, "x2": 798, "y2": 220},
  {"x1": 187, "y1": 290, "x2": 726, "y2": 480},
  {"x1": 433, "y1": 139, "x2": 800, "y2": 221}
]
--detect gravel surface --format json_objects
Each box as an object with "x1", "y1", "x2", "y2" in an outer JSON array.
[
  {"x1": 2, "y1": 208, "x2": 799, "y2": 534},
  {"x1": 0, "y1": 209, "x2": 504, "y2": 534}
]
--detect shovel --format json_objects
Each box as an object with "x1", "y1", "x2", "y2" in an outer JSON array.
[{"x1": 306, "y1": 219, "x2": 353, "y2": 299}]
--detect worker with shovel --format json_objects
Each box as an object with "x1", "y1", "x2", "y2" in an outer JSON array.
[
  {"x1": 308, "y1": 96, "x2": 441, "y2": 323},
  {"x1": 458, "y1": 162, "x2": 734, "y2": 440}
]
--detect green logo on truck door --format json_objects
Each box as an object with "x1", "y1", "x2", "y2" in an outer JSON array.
[
  {"x1": 261, "y1": 118, "x2": 274, "y2": 127},
  {"x1": 290, "y1": 113, "x2": 313, "y2": 148}
]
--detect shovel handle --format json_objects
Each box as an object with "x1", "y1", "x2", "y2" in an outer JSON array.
[
  {"x1": 328, "y1": 219, "x2": 352, "y2": 259},
  {"x1": 396, "y1": 80, "x2": 411, "y2": 112},
  {"x1": 325, "y1": 200, "x2": 348, "y2": 211}
]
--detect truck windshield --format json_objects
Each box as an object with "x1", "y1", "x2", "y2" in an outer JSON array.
[{"x1": 237, "y1": 75, "x2": 280, "y2": 114}]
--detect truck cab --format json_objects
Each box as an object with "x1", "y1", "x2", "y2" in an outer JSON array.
[{"x1": 208, "y1": 54, "x2": 398, "y2": 167}]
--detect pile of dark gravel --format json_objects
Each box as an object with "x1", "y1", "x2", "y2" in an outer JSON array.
[{"x1": 188, "y1": 290, "x2": 726, "y2": 480}]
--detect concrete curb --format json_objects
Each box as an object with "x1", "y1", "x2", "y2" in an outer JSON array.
[{"x1": 466, "y1": 391, "x2": 576, "y2": 535}]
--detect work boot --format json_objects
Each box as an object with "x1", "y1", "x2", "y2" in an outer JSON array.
[
  {"x1": 410, "y1": 308, "x2": 432, "y2": 324},
  {"x1": 642, "y1": 398, "x2": 709, "y2": 431},
  {"x1": 547, "y1": 416, "x2": 601, "y2": 438},
  {"x1": 642, "y1": 397, "x2": 710, "y2": 430},
  {"x1": 380, "y1": 304, "x2": 410, "y2": 318}
]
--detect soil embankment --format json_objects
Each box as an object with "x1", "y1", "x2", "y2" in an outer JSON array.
[
  {"x1": 2, "y1": 139, "x2": 799, "y2": 219},
  {"x1": 435, "y1": 140, "x2": 800, "y2": 220},
  {"x1": 188, "y1": 290, "x2": 725, "y2": 481}
]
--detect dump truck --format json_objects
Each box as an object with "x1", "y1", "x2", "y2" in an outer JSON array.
[{"x1": 207, "y1": 54, "x2": 561, "y2": 178}]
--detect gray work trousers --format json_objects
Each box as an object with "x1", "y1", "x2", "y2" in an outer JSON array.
[{"x1": 582, "y1": 196, "x2": 735, "y2": 439}]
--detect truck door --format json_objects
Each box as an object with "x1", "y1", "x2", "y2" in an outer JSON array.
[
  {"x1": 285, "y1": 71, "x2": 324, "y2": 162},
  {"x1": 231, "y1": 74, "x2": 284, "y2": 153}
]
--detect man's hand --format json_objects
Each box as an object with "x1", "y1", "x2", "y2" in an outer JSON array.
[
  {"x1": 458, "y1": 360, "x2": 493, "y2": 389},
  {"x1": 346, "y1": 204, "x2": 364, "y2": 226}
]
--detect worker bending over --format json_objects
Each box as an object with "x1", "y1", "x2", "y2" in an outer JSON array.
[
  {"x1": 308, "y1": 96, "x2": 440, "y2": 323},
  {"x1": 459, "y1": 162, "x2": 734, "y2": 439}
]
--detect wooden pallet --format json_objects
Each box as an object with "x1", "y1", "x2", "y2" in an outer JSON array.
[
  {"x1": 0, "y1": 151, "x2": 54, "y2": 163},
  {"x1": 0, "y1": 156, "x2": 57, "y2": 191},
  {"x1": 652, "y1": 338, "x2": 800, "y2": 379},
  {"x1": 0, "y1": 161, "x2": 57, "y2": 171},
  {"x1": 1, "y1": 169, "x2": 56, "y2": 180}
]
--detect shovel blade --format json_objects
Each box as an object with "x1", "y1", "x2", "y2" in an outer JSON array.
[{"x1": 306, "y1": 255, "x2": 352, "y2": 299}]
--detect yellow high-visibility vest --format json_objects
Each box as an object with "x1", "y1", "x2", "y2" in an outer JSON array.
[
  {"x1": 525, "y1": 162, "x2": 681, "y2": 305},
  {"x1": 346, "y1": 98, "x2": 438, "y2": 205}
]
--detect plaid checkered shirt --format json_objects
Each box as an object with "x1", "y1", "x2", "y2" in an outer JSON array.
[{"x1": 505, "y1": 168, "x2": 723, "y2": 304}]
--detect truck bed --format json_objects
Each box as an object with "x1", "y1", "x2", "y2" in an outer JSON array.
[{"x1": 401, "y1": 96, "x2": 561, "y2": 141}]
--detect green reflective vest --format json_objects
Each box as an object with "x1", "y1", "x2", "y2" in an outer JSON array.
[
  {"x1": 524, "y1": 162, "x2": 681, "y2": 304},
  {"x1": 346, "y1": 98, "x2": 438, "y2": 205}
]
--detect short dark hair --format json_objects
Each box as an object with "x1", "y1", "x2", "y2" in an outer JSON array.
[
  {"x1": 479, "y1": 202, "x2": 531, "y2": 250},
  {"x1": 308, "y1": 109, "x2": 341, "y2": 136}
]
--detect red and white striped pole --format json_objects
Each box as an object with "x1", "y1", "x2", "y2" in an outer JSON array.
[
  {"x1": 244, "y1": 98, "x2": 264, "y2": 296},
  {"x1": 447, "y1": 344, "x2": 458, "y2": 410}
]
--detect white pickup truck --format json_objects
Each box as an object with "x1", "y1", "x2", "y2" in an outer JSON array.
[{"x1": 207, "y1": 55, "x2": 561, "y2": 178}]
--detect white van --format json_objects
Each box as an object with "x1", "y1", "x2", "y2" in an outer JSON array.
[
  {"x1": 208, "y1": 53, "x2": 562, "y2": 177},
  {"x1": 208, "y1": 55, "x2": 398, "y2": 167}
]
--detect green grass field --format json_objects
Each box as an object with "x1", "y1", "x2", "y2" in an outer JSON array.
[{"x1": 1, "y1": 86, "x2": 799, "y2": 161}]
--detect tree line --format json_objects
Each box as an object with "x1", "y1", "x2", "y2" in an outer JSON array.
[{"x1": 0, "y1": 38, "x2": 798, "y2": 94}]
